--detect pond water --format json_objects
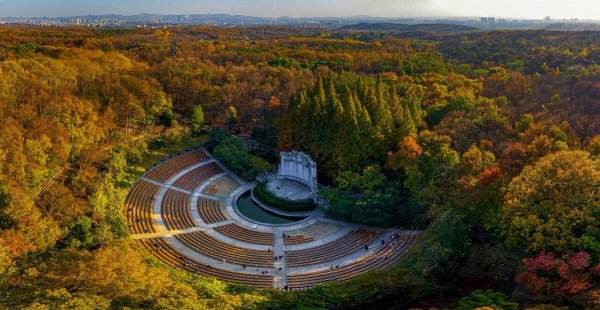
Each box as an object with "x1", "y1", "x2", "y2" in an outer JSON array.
[{"x1": 236, "y1": 192, "x2": 305, "y2": 225}]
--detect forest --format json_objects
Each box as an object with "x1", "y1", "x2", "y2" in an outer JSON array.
[{"x1": 0, "y1": 25, "x2": 598, "y2": 309}]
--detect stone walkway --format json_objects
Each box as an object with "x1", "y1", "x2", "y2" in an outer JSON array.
[
  {"x1": 130, "y1": 148, "x2": 421, "y2": 288},
  {"x1": 273, "y1": 228, "x2": 286, "y2": 288}
]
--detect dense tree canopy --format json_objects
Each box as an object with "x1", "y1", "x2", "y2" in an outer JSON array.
[
  {"x1": 0, "y1": 25, "x2": 599, "y2": 309},
  {"x1": 278, "y1": 73, "x2": 421, "y2": 179}
]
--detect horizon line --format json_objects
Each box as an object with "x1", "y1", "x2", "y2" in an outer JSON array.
[{"x1": 0, "y1": 12, "x2": 595, "y2": 21}]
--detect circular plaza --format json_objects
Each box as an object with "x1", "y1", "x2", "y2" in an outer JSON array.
[{"x1": 125, "y1": 148, "x2": 420, "y2": 289}]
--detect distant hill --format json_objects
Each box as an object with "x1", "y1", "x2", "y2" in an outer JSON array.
[
  {"x1": 341, "y1": 23, "x2": 479, "y2": 33},
  {"x1": 544, "y1": 23, "x2": 600, "y2": 31}
]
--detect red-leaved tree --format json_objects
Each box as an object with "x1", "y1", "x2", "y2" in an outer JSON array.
[{"x1": 515, "y1": 252, "x2": 599, "y2": 296}]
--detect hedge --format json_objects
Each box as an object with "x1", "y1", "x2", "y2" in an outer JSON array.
[{"x1": 252, "y1": 182, "x2": 316, "y2": 212}]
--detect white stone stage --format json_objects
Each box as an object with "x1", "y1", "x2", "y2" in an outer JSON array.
[
  {"x1": 277, "y1": 151, "x2": 318, "y2": 192},
  {"x1": 266, "y1": 151, "x2": 319, "y2": 203},
  {"x1": 266, "y1": 178, "x2": 313, "y2": 202}
]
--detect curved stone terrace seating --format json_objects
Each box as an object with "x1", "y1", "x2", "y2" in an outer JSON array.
[
  {"x1": 202, "y1": 176, "x2": 240, "y2": 198},
  {"x1": 138, "y1": 237, "x2": 273, "y2": 288},
  {"x1": 129, "y1": 148, "x2": 421, "y2": 289},
  {"x1": 175, "y1": 231, "x2": 274, "y2": 268},
  {"x1": 125, "y1": 179, "x2": 161, "y2": 234},
  {"x1": 145, "y1": 150, "x2": 209, "y2": 183},
  {"x1": 198, "y1": 197, "x2": 227, "y2": 224},
  {"x1": 214, "y1": 223, "x2": 274, "y2": 245},
  {"x1": 161, "y1": 189, "x2": 195, "y2": 230},
  {"x1": 202, "y1": 183, "x2": 219, "y2": 197},
  {"x1": 172, "y1": 162, "x2": 223, "y2": 192},
  {"x1": 283, "y1": 234, "x2": 314, "y2": 245},
  {"x1": 285, "y1": 229, "x2": 381, "y2": 267},
  {"x1": 287, "y1": 232, "x2": 419, "y2": 289}
]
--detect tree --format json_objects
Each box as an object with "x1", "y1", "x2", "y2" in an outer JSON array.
[
  {"x1": 586, "y1": 135, "x2": 600, "y2": 157},
  {"x1": 417, "y1": 209, "x2": 471, "y2": 276},
  {"x1": 227, "y1": 106, "x2": 238, "y2": 126},
  {"x1": 515, "y1": 252, "x2": 598, "y2": 296},
  {"x1": 404, "y1": 130, "x2": 460, "y2": 217},
  {"x1": 527, "y1": 135, "x2": 554, "y2": 161},
  {"x1": 62, "y1": 216, "x2": 97, "y2": 250},
  {"x1": 335, "y1": 165, "x2": 386, "y2": 193},
  {"x1": 0, "y1": 243, "x2": 15, "y2": 279},
  {"x1": 0, "y1": 186, "x2": 12, "y2": 230},
  {"x1": 213, "y1": 136, "x2": 270, "y2": 180},
  {"x1": 501, "y1": 142, "x2": 528, "y2": 178},
  {"x1": 160, "y1": 108, "x2": 174, "y2": 127},
  {"x1": 501, "y1": 150, "x2": 600, "y2": 254},
  {"x1": 386, "y1": 136, "x2": 423, "y2": 173},
  {"x1": 189, "y1": 105, "x2": 205, "y2": 136},
  {"x1": 516, "y1": 114, "x2": 534, "y2": 132},
  {"x1": 432, "y1": 209, "x2": 471, "y2": 254},
  {"x1": 455, "y1": 145, "x2": 502, "y2": 230}
]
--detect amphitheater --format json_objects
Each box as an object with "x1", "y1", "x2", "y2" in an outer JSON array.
[{"x1": 125, "y1": 148, "x2": 420, "y2": 289}]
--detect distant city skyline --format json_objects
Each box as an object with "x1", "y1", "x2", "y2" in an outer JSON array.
[{"x1": 1, "y1": 0, "x2": 599, "y2": 20}]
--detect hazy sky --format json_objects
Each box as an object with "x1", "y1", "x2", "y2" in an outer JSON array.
[{"x1": 1, "y1": 0, "x2": 599, "y2": 19}]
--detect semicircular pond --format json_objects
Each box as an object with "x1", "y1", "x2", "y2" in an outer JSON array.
[{"x1": 236, "y1": 191, "x2": 306, "y2": 225}]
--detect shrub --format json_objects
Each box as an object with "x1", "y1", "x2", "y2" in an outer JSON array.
[{"x1": 457, "y1": 290, "x2": 519, "y2": 310}]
